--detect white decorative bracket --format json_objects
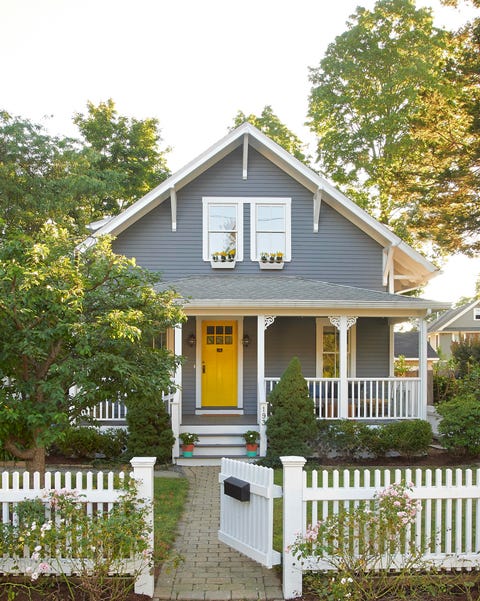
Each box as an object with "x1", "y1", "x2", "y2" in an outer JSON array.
[
  {"x1": 265, "y1": 315, "x2": 276, "y2": 330},
  {"x1": 328, "y1": 316, "x2": 357, "y2": 331},
  {"x1": 170, "y1": 187, "x2": 177, "y2": 232},
  {"x1": 243, "y1": 134, "x2": 249, "y2": 180},
  {"x1": 313, "y1": 187, "x2": 323, "y2": 232}
]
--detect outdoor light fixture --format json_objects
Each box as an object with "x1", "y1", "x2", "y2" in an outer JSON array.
[
  {"x1": 241, "y1": 334, "x2": 250, "y2": 347},
  {"x1": 188, "y1": 334, "x2": 196, "y2": 347}
]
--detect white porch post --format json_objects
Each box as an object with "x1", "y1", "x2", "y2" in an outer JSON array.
[
  {"x1": 418, "y1": 317, "x2": 428, "y2": 420},
  {"x1": 329, "y1": 316, "x2": 357, "y2": 418},
  {"x1": 257, "y1": 315, "x2": 267, "y2": 456},
  {"x1": 172, "y1": 324, "x2": 182, "y2": 459}
]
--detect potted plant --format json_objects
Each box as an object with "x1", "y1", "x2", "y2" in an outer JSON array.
[
  {"x1": 243, "y1": 430, "x2": 259, "y2": 457},
  {"x1": 260, "y1": 252, "x2": 268, "y2": 263},
  {"x1": 179, "y1": 432, "x2": 199, "y2": 457},
  {"x1": 219, "y1": 251, "x2": 227, "y2": 262},
  {"x1": 268, "y1": 252, "x2": 276, "y2": 263},
  {"x1": 275, "y1": 251, "x2": 284, "y2": 263},
  {"x1": 211, "y1": 252, "x2": 219, "y2": 262},
  {"x1": 227, "y1": 249, "x2": 236, "y2": 262}
]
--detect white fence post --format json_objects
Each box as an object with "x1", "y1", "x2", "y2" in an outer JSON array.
[
  {"x1": 131, "y1": 457, "x2": 156, "y2": 597},
  {"x1": 281, "y1": 456, "x2": 306, "y2": 599}
]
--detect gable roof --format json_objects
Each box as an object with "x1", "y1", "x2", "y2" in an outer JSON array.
[
  {"x1": 394, "y1": 331, "x2": 438, "y2": 360},
  {"x1": 156, "y1": 275, "x2": 449, "y2": 314},
  {"x1": 428, "y1": 298, "x2": 480, "y2": 332},
  {"x1": 82, "y1": 123, "x2": 440, "y2": 292}
]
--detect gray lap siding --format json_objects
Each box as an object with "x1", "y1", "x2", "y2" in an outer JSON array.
[{"x1": 112, "y1": 147, "x2": 385, "y2": 290}]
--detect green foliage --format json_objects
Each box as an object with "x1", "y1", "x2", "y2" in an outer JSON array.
[
  {"x1": 126, "y1": 394, "x2": 175, "y2": 463},
  {"x1": 231, "y1": 105, "x2": 310, "y2": 164},
  {"x1": 73, "y1": 99, "x2": 170, "y2": 216},
  {"x1": 432, "y1": 359, "x2": 458, "y2": 404},
  {"x1": 265, "y1": 357, "x2": 318, "y2": 465},
  {"x1": 451, "y1": 339, "x2": 480, "y2": 377},
  {"x1": 380, "y1": 420, "x2": 433, "y2": 458},
  {"x1": 437, "y1": 394, "x2": 480, "y2": 456},
  {"x1": 291, "y1": 482, "x2": 424, "y2": 601},
  {"x1": 0, "y1": 483, "x2": 151, "y2": 601},
  {"x1": 0, "y1": 223, "x2": 184, "y2": 471},
  {"x1": 316, "y1": 419, "x2": 432, "y2": 460},
  {"x1": 53, "y1": 427, "x2": 128, "y2": 461},
  {"x1": 307, "y1": 0, "x2": 472, "y2": 254},
  {"x1": 0, "y1": 100, "x2": 170, "y2": 237}
]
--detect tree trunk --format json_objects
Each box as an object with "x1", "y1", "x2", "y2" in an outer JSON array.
[
  {"x1": 26, "y1": 446, "x2": 46, "y2": 477},
  {"x1": 4, "y1": 439, "x2": 46, "y2": 483}
]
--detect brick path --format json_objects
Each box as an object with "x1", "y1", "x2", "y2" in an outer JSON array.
[{"x1": 154, "y1": 466, "x2": 284, "y2": 600}]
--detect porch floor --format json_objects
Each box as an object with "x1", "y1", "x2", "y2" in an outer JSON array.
[{"x1": 181, "y1": 414, "x2": 257, "y2": 426}]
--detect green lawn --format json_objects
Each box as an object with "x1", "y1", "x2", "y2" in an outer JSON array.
[{"x1": 154, "y1": 476, "x2": 189, "y2": 564}]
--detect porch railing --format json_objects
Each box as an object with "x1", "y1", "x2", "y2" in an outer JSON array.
[
  {"x1": 83, "y1": 389, "x2": 176, "y2": 424},
  {"x1": 265, "y1": 377, "x2": 421, "y2": 420}
]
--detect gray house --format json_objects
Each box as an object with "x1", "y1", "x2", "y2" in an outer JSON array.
[
  {"x1": 428, "y1": 299, "x2": 480, "y2": 358},
  {"x1": 85, "y1": 123, "x2": 449, "y2": 464}
]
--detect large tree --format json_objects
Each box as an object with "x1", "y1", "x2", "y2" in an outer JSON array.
[
  {"x1": 307, "y1": 0, "x2": 457, "y2": 249},
  {"x1": 74, "y1": 99, "x2": 170, "y2": 216},
  {"x1": 0, "y1": 223, "x2": 184, "y2": 473},
  {"x1": 231, "y1": 105, "x2": 310, "y2": 164},
  {"x1": 0, "y1": 100, "x2": 170, "y2": 236}
]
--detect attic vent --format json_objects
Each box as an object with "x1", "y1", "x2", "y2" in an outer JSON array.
[{"x1": 474, "y1": 308, "x2": 480, "y2": 321}]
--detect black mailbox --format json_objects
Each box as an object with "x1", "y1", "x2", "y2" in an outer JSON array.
[{"x1": 224, "y1": 476, "x2": 250, "y2": 502}]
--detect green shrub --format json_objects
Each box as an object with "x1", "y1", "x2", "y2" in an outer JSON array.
[
  {"x1": 55, "y1": 427, "x2": 101, "y2": 459},
  {"x1": 265, "y1": 357, "x2": 317, "y2": 466},
  {"x1": 451, "y1": 340, "x2": 480, "y2": 377},
  {"x1": 380, "y1": 420, "x2": 433, "y2": 458},
  {"x1": 437, "y1": 394, "x2": 480, "y2": 456},
  {"x1": 100, "y1": 428, "x2": 128, "y2": 461},
  {"x1": 126, "y1": 394, "x2": 175, "y2": 463},
  {"x1": 315, "y1": 419, "x2": 432, "y2": 460}
]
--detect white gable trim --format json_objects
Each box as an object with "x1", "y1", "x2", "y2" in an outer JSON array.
[{"x1": 87, "y1": 122, "x2": 439, "y2": 289}]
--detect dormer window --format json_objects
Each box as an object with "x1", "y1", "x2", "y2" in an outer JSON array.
[
  {"x1": 474, "y1": 308, "x2": 480, "y2": 321},
  {"x1": 250, "y1": 198, "x2": 291, "y2": 261},
  {"x1": 202, "y1": 198, "x2": 243, "y2": 262}
]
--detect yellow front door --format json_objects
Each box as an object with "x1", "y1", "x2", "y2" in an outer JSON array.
[{"x1": 201, "y1": 321, "x2": 237, "y2": 407}]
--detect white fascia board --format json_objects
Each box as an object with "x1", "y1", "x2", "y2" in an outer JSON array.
[
  {"x1": 245, "y1": 126, "x2": 438, "y2": 282},
  {"x1": 86, "y1": 121, "x2": 438, "y2": 286},
  {"x1": 90, "y1": 125, "x2": 250, "y2": 241}
]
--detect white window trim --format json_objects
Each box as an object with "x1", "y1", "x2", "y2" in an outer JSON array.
[
  {"x1": 315, "y1": 318, "x2": 356, "y2": 378},
  {"x1": 202, "y1": 197, "x2": 244, "y2": 261},
  {"x1": 250, "y1": 198, "x2": 291, "y2": 262}
]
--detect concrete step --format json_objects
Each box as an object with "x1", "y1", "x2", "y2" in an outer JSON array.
[{"x1": 176, "y1": 456, "x2": 257, "y2": 467}]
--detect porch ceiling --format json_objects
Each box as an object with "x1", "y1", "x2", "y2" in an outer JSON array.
[{"x1": 156, "y1": 275, "x2": 450, "y2": 315}]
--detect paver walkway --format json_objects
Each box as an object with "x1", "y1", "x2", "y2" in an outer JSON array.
[{"x1": 154, "y1": 466, "x2": 284, "y2": 601}]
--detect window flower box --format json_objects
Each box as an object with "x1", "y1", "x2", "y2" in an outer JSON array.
[
  {"x1": 259, "y1": 251, "x2": 284, "y2": 269},
  {"x1": 211, "y1": 260, "x2": 236, "y2": 268},
  {"x1": 211, "y1": 251, "x2": 236, "y2": 268},
  {"x1": 259, "y1": 261, "x2": 284, "y2": 270}
]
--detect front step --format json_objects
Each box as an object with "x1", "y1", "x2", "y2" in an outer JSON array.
[
  {"x1": 176, "y1": 456, "x2": 257, "y2": 467},
  {"x1": 175, "y1": 425, "x2": 260, "y2": 465}
]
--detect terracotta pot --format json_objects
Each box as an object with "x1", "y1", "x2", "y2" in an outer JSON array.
[
  {"x1": 182, "y1": 444, "x2": 194, "y2": 457},
  {"x1": 246, "y1": 443, "x2": 258, "y2": 457}
]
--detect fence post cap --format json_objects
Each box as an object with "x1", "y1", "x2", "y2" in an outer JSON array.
[
  {"x1": 130, "y1": 457, "x2": 157, "y2": 468},
  {"x1": 280, "y1": 456, "x2": 306, "y2": 467}
]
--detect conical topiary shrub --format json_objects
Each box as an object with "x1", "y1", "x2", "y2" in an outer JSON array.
[{"x1": 265, "y1": 357, "x2": 318, "y2": 465}]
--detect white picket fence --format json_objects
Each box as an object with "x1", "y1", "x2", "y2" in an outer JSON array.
[
  {"x1": 0, "y1": 457, "x2": 156, "y2": 597},
  {"x1": 282, "y1": 457, "x2": 480, "y2": 598}
]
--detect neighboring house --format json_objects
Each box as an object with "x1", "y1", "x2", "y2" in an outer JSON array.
[
  {"x1": 84, "y1": 123, "x2": 449, "y2": 464},
  {"x1": 428, "y1": 299, "x2": 480, "y2": 359},
  {"x1": 394, "y1": 331, "x2": 439, "y2": 372}
]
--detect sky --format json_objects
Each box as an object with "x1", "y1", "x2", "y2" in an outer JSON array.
[{"x1": 1, "y1": 0, "x2": 479, "y2": 303}]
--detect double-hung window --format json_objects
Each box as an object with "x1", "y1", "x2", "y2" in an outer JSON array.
[
  {"x1": 202, "y1": 198, "x2": 243, "y2": 261},
  {"x1": 250, "y1": 198, "x2": 291, "y2": 261}
]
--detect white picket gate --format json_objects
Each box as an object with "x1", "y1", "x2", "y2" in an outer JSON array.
[{"x1": 218, "y1": 458, "x2": 282, "y2": 568}]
